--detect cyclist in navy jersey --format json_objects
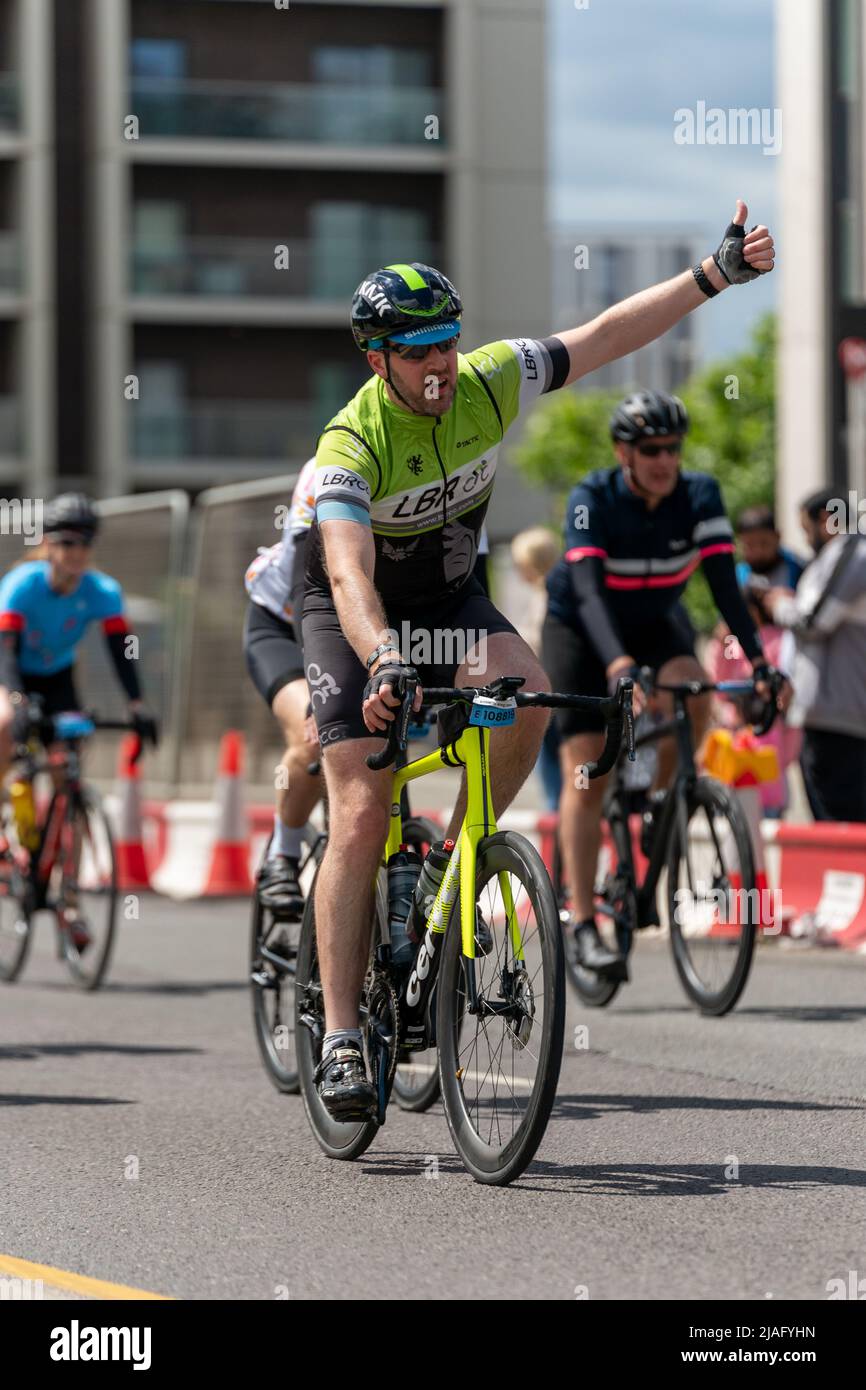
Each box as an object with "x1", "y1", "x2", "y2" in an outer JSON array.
[{"x1": 543, "y1": 391, "x2": 790, "y2": 977}]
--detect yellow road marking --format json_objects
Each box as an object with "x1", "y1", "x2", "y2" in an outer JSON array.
[{"x1": 0, "y1": 1252, "x2": 172, "y2": 1301}]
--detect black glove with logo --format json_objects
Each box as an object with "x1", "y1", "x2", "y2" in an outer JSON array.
[
  {"x1": 713, "y1": 221, "x2": 764, "y2": 286},
  {"x1": 363, "y1": 660, "x2": 417, "y2": 707}
]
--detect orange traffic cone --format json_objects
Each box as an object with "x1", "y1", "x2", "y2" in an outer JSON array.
[
  {"x1": 115, "y1": 733, "x2": 151, "y2": 890},
  {"x1": 203, "y1": 731, "x2": 253, "y2": 895}
]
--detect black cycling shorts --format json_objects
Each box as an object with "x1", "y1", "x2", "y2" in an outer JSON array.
[
  {"x1": 21, "y1": 666, "x2": 81, "y2": 717},
  {"x1": 542, "y1": 607, "x2": 696, "y2": 737},
  {"x1": 243, "y1": 601, "x2": 305, "y2": 706},
  {"x1": 302, "y1": 579, "x2": 518, "y2": 747}
]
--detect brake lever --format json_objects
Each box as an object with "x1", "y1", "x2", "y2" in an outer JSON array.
[{"x1": 621, "y1": 679, "x2": 636, "y2": 760}]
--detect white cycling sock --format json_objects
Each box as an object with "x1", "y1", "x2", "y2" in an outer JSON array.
[
  {"x1": 322, "y1": 1029, "x2": 363, "y2": 1058},
  {"x1": 268, "y1": 815, "x2": 303, "y2": 861}
]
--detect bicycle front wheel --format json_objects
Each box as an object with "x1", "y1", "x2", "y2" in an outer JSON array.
[
  {"x1": 0, "y1": 847, "x2": 33, "y2": 983},
  {"x1": 667, "y1": 777, "x2": 757, "y2": 1016},
  {"x1": 437, "y1": 831, "x2": 565, "y2": 1186},
  {"x1": 57, "y1": 789, "x2": 118, "y2": 991}
]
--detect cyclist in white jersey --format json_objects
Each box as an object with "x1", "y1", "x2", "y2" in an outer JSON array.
[{"x1": 243, "y1": 459, "x2": 320, "y2": 914}]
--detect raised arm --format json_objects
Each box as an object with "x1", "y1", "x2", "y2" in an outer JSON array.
[{"x1": 556, "y1": 200, "x2": 774, "y2": 387}]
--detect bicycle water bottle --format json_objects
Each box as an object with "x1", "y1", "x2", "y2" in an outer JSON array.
[
  {"x1": 387, "y1": 845, "x2": 423, "y2": 968},
  {"x1": 10, "y1": 778, "x2": 38, "y2": 851},
  {"x1": 408, "y1": 840, "x2": 455, "y2": 943}
]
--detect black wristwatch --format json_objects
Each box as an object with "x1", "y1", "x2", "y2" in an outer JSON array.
[
  {"x1": 692, "y1": 263, "x2": 719, "y2": 299},
  {"x1": 365, "y1": 642, "x2": 400, "y2": 671}
]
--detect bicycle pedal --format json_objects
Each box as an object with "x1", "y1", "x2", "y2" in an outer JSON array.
[{"x1": 250, "y1": 968, "x2": 275, "y2": 988}]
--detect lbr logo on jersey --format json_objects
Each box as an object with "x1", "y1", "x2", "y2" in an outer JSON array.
[{"x1": 391, "y1": 459, "x2": 493, "y2": 520}]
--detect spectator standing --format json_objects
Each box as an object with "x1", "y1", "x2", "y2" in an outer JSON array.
[
  {"x1": 764, "y1": 489, "x2": 866, "y2": 823},
  {"x1": 736, "y1": 504, "x2": 806, "y2": 592}
]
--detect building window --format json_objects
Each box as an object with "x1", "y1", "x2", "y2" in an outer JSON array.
[
  {"x1": 130, "y1": 39, "x2": 187, "y2": 81},
  {"x1": 310, "y1": 201, "x2": 432, "y2": 298},
  {"x1": 312, "y1": 46, "x2": 432, "y2": 89}
]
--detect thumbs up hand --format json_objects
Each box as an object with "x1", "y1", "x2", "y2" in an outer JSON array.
[{"x1": 712, "y1": 200, "x2": 775, "y2": 285}]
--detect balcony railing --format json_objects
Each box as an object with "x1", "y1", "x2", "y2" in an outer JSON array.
[
  {"x1": 0, "y1": 397, "x2": 19, "y2": 454},
  {"x1": 130, "y1": 76, "x2": 444, "y2": 146},
  {"x1": 0, "y1": 75, "x2": 18, "y2": 132},
  {"x1": 131, "y1": 400, "x2": 318, "y2": 460},
  {"x1": 0, "y1": 232, "x2": 20, "y2": 293},
  {"x1": 131, "y1": 234, "x2": 438, "y2": 300}
]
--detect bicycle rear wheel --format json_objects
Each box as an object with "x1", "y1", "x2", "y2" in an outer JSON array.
[
  {"x1": 251, "y1": 830, "x2": 326, "y2": 1095},
  {"x1": 392, "y1": 815, "x2": 442, "y2": 1114},
  {"x1": 57, "y1": 789, "x2": 118, "y2": 991},
  {"x1": 437, "y1": 831, "x2": 565, "y2": 1186},
  {"x1": 295, "y1": 864, "x2": 387, "y2": 1161},
  {"x1": 667, "y1": 777, "x2": 757, "y2": 1016}
]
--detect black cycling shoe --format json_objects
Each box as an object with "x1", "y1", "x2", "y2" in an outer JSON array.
[
  {"x1": 257, "y1": 855, "x2": 303, "y2": 918},
  {"x1": 314, "y1": 1043, "x2": 377, "y2": 1122},
  {"x1": 573, "y1": 920, "x2": 626, "y2": 978}
]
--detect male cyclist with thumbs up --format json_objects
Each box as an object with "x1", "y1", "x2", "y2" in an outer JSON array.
[{"x1": 304, "y1": 202, "x2": 778, "y2": 1121}]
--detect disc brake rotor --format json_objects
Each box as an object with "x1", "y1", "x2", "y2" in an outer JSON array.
[{"x1": 504, "y1": 966, "x2": 535, "y2": 1050}]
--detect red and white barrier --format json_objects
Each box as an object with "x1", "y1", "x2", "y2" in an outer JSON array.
[
  {"x1": 95, "y1": 744, "x2": 866, "y2": 946},
  {"x1": 775, "y1": 822, "x2": 866, "y2": 949}
]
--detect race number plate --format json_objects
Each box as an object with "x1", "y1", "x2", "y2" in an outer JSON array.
[{"x1": 469, "y1": 697, "x2": 517, "y2": 728}]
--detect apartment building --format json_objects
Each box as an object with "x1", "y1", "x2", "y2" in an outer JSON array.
[
  {"x1": 0, "y1": 0, "x2": 54, "y2": 495},
  {"x1": 551, "y1": 226, "x2": 700, "y2": 395},
  {"x1": 82, "y1": 0, "x2": 550, "y2": 526},
  {"x1": 777, "y1": 0, "x2": 866, "y2": 538}
]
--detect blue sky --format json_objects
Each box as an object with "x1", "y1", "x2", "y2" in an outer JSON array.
[{"x1": 549, "y1": 0, "x2": 777, "y2": 364}]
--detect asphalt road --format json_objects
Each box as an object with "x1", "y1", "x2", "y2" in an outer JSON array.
[{"x1": 0, "y1": 897, "x2": 864, "y2": 1301}]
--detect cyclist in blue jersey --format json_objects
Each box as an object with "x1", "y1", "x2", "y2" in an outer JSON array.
[
  {"x1": 304, "y1": 199, "x2": 777, "y2": 1120},
  {"x1": 0, "y1": 495, "x2": 157, "y2": 944},
  {"x1": 543, "y1": 393, "x2": 790, "y2": 976}
]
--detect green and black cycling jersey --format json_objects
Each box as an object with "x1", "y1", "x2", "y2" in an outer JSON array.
[{"x1": 304, "y1": 337, "x2": 569, "y2": 609}]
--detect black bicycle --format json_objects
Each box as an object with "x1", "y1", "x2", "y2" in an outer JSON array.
[
  {"x1": 0, "y1": 699, "x2": 138, "y2": 990},
  {"x1": 249, "y1": 716, "x2": 440, "y2": 1104},
  {"x1": 556, "y1": 674, "x2": 779, "y2": 1016}
]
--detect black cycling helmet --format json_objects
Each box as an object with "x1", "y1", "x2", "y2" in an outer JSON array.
[
  {"x1": 351, "y1": 262, "x2": 462, "y2": 352},
  {"x1": 42, "y1": 492, "x2": 100, "y2": 539},
  {"x1": 610, "y1": 390, "x2": 689, "y2": 443}
]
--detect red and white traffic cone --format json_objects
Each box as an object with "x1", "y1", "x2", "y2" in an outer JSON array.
[
  {"x1": 736, "y1": 782, "x2": 778, "y2": 935},
  {"x1": 115, "y1": 733, "x2": 151, "y2": 890},
  {"x1": 203, "y1": 731, "x2": 253, "y2": 896}
]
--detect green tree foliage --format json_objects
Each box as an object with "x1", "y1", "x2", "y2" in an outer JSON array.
[{"x1": 514, "y1": 314, "x2": 776, "y2": 631}]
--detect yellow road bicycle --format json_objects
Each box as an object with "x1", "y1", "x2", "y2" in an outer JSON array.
[{"x1": 295, "y1": 674, "x2": 634, "y2": 1186}]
